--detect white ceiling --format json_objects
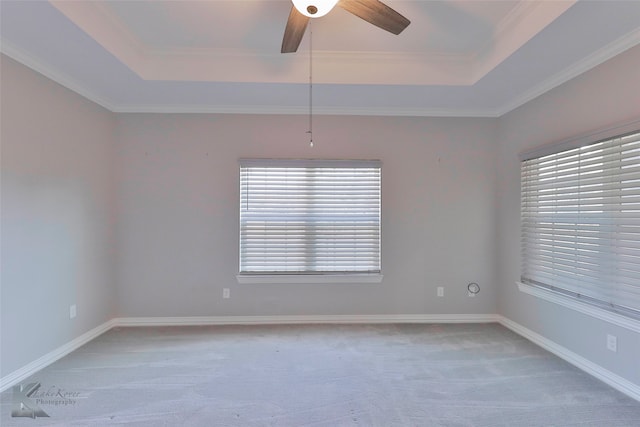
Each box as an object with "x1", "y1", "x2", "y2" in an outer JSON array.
[{"x1": 1, "y1": 0, "x2": 640, "y2": 117}]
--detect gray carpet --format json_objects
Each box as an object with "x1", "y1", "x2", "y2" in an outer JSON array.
[{"x1": 1, "y1": 323, "x2": 639, "y2": 426}]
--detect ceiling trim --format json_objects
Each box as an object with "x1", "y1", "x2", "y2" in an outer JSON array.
[
  {"x1": 3, "y1": 26, "x2": 639, "y2": 119},
  {"x1": 49, "y1": 0, "x2": 147, "y2": 70},
  {"x1": 111, "y1": 104, "x2": 501, "y2": 118},
  {"x1": 471, "y1": 0, "x2": 576, "y2": 82},
  {"x1": 48, "y1": 0, "x2": 573, "y2": 87},
  {"x1": 0, "y1": 39, "x2": 493, "y2": 117},
  {"x1": 0, "y1": 38, "x2": 116, "y2": 112},
  {"x1": 495, "y1": 27, "x2": 640, "y2": 116},
  {"x1": 138, "y1": 49, "x2": 473, "y2": 85}
]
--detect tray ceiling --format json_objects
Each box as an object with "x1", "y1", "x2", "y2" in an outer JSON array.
[{"x1": 1, "y1": 1, "x2": 639, "y2": 116}]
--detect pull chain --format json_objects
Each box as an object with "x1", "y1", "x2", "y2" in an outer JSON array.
[{"x1": 308, "y1": 21, "x2": 314, "y2": 148}]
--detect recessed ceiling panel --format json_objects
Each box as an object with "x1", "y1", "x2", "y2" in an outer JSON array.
[{"x1": 1, "y1": 0, "x2": 638, "y2": 116}]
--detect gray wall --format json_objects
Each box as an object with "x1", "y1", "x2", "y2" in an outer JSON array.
[
  {"x1": 1, "y1": 56, "x2": 116, "y2": 376},
  {"x1": 114, "y1": 114, "x2": 498, "y2": 317},
  {"x1": 2, "y1": 43, "x2": 639, "y2": 391},
  {"x1": 495, "y1": 44, "x2": 640, "y2": 385}
]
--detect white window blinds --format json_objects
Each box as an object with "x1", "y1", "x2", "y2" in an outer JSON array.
[
  {"x1": 521, "y1": 130, "x2": 640, "y2": 319},
  {"x1": 239, "y1": 159, "x2": 381, "y2": 274}
]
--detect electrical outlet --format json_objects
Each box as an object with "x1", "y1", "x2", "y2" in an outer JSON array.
[
  {"x1": 69, "y1": 304, "x2": 77, "y2": 319},
  {"x1": 606, "y1": 334, "x2": 617, "y2": 352},
  {"x1": 223, "y1": 288, "x2": 230, "y2": 299},
  {"x1": 437, "y1": 287, "x2": 444, "y2": 297}
]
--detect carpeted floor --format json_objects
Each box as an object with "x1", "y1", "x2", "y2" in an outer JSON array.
[{"x1": 1, "y1": 323, "x2": 639, "y2": 426}]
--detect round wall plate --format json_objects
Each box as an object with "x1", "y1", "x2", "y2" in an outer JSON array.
[{"x1": 468, "y1": 282, "x2": 480, "y2": 294}]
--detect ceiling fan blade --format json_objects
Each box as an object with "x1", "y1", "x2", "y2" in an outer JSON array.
[
  {"x1": 281, "y1": 6, "x2": 310, "y2": 53},
  {"x1": 338, "y1": 0, "x2": 410, "y2": 35}
]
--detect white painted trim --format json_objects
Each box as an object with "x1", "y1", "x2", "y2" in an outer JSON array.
[
  {"x1": 0, "y1": 314, "x2": 496, "y2": 393},
  {"x1": 0, "y1": 38, "x2": 116, "y2": 112},
  {"x1": 236, "y1": 274, "x2": 383, "y2": 284},
  {"x1": 3, "y1": 26, "x2": 638, "y2": 118},
  {"x1": 111, "y1": 104, "x2": 501, "y2": 118},
  {"x1": 50, "y1": 0, "x2": 147, "y2": 72},
  {"x1": 1, "y1": 38, "x2": 488, "y2": 118},
  {"x1": 498, "y1": 316, "x2": 640, "y2": 402},
  {"x1": 0, "y1": 319, "x2": 117, "y2": 393},
  {"x1": 471, "y1": 0, "x2": 576, "y2": 85},
  {"x1": 518, "y1": 117, "x2": 640, "y2": 161},
  {"x1": 3, "y1": 313, "x2": 637, "y2": 405},
  {"x1": 517, "y1": 281, "x2": 640, "y2": 334},
  {"x1": 496, "y1": 27, "x2": 640, "y2": 116},
  {"x1": 113, "y1": 314, "x2": 500, "y2": 327},
  {"x1": 0, "y1": 39, "x2": 496, "y2": 118}
]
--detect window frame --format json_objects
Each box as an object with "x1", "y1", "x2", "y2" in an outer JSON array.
[
  {"x1": 237, "y1": 159, "x2": 383, "y2": 284},
  {"x1": 519, "y1": 120, "x2": 640, "y2": 328}
]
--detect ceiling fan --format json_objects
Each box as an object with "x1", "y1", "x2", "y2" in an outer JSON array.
[{"x1": 281, "y1": 0, "x2": 411, "y2": 53}]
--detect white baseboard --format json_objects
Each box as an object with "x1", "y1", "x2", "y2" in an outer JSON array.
[
  {"x1": 498, "y1": 315, "x2": 640, "y2": 402},
  {"x1": 3, "y1": 313, "x2": 637, "y2": 404},
  {"x1": 113, "y1": 313, "x2": 500, "y2": 327},
  {"x1": 0, "y1": 319, "x2": 117, "y2": 392},
  {"x1": 0, "y1": 314, "x2": 496, "y2": 392}
]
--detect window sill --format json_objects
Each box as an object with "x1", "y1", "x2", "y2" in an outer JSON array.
[
  {"x1": 517, "y1": 281, "x2": 640, "y2": 333},
  {"x1": 237, "y1": 274, "x2": 383, "y2": 284}
]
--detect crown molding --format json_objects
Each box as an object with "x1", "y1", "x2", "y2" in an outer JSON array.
[
  {"x1": 49, "y1": 0, "x2": 147, "y2": 72},
  {"x1": 0, "y1": 38, "x2": 116, "y2": 112},
  {"x1": 0, "y1": 43, "x2": 497, "y2": 117},
  {"x1": 496, "y1": 27, "x2": 640, "y2": 116},
  {"x1": 4, "y1": 26, "x2": 638, "y2": 119},
  {"x1": 47, "y1": 0, "x2": 575, "y2": 87},
  {"x1": 111, "y1": 103, "x2": 501, "y2": 118},
  {"x1": 46, "y1": 0, "x2": 472, "y2": 86},
  {"x1": 471, "y1": 0, "x2": 576, "y2": 84}
]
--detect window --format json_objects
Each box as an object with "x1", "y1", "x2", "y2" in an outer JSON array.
[
  {"x1": 520, "y1": 130, "x2": 640, "y2": 320},
  {"x1": 239, "y1": 159, "x2": 381, "y2": 277}
]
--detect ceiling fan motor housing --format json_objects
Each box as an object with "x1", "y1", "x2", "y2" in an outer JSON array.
[
  {"x1": 283, "y1": 0, "x2": 411, "y2": 53},
  {"x1": 292, "y1": 0, "x2": 339, "y2": 18}
]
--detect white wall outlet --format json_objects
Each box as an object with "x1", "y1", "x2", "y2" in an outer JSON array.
[
  {"x1": 223, "y1": 288, "x2": 230, "y2": 299},
  {"x1": 69, "y1": 304, "x2": 77, "y2": 319},
  {"x1": 606, "y1": 334, "x2": 617, "y2": 352},
  {"x1": 437, "y1": 286, "x2": 444, "y2": 297}
]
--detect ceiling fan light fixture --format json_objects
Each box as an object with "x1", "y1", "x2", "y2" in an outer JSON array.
[{"x1": 292, "y1": 0, "x2": 339, "y2": 18}]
